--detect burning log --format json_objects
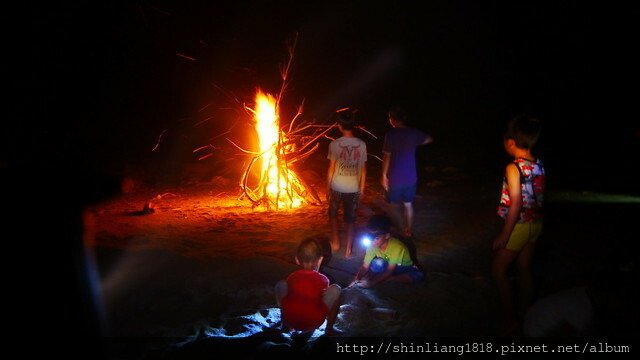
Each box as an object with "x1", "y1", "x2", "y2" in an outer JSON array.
[
  {"x1": 234, "y1": 90, "x2": 326, "y2": 210},
  {"x1": 231, "y1": 33, "x2": 329, "y2": 210}
]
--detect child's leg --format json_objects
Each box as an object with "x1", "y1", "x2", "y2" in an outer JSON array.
[
  {"x1": 345, "y1": 222, "x2": 354, "y2": 258},
  {"x1": 516, "y1": 236, "x2": 538, "y2": 316},
  {"x1": 330, "y1": 217, "x2": 340, "y2": 252},
  {"x1": 322, "y1": 284, "x2": 342, "y2": 335},
  {"x1": 402, "y1": 201, "x2": 414, "y2": 237},
  {"x1": 399, "y1": 186, "x2": 417, "y2": 237},
  {"x1": 342, "y1": 192, "x2": 357, "y2": 257},
  {"x1": 328, "y1": 191, "x2": 341, "y2": 252},
  {"x1": 492, "y1": 249, "x2": 519, "y2": 330}
]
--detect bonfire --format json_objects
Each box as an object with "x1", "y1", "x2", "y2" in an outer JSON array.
[{"x1": 229, "y1": 35, "x2": 334, "y2": 210}]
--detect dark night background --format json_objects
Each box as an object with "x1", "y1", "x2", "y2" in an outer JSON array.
[
  {"x1": 5, "y1": 0, "x2": 639, "y2": 356},
  {"x1": 10, "y1": 0, "x2": 639, "y2": 190}
]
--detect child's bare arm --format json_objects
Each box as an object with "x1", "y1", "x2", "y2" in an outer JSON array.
[
  {"x1": 493, "y1": 163, "x2": 522, "y2": 250},
  {"x1": 358, "y1": 264, "x2": 396, "y2": 288},
  {"x1": 349, "y1": 264, "x2": 369, "y2": 287}
]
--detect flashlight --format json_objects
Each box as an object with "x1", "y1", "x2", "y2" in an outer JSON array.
[{"x1": 361, "y1": 234, "x2": 372, "y2": 247}]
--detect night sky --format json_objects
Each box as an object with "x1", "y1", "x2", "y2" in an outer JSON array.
[{"x1": 10, "y1": 0, "x2": 638, "y2": 195}]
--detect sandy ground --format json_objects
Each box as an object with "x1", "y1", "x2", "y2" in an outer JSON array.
[{"x1": 85, "y1": 159, "x2": 639, "y2": 358}]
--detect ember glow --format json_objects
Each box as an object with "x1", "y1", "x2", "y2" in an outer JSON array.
[{"x1": 242, "y1": 90, "x2": 308, "y2": 209}]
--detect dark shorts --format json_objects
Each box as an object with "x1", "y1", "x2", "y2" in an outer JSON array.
[
  {"x1": 328, "y1": 190, "x2": 359, "y2": 223},
  {"x1": 392, "y1": 265, "x2": 425, "y2": 283},
  {"x1": 386, "y1": 184, "x2": 417, "y2": 204},
  {"x1": 368, "y1": 258, "x2": 425, "y2": 283}
]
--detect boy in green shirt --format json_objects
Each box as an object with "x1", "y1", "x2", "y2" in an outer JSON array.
[{"x1": 350, "y1": 215, "x2": 424, "y2": 288}]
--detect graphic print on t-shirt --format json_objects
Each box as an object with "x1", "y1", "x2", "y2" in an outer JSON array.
[{"x1": 337, "y1": 143, "x2": 363, "y2": 177}]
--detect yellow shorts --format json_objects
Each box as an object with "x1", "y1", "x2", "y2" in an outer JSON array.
[{"x1": 506, "y1": 222, "x2": 543, "y2": 251}]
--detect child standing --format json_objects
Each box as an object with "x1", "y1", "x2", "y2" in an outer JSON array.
[
  {"x1": 275, "y1": 237, "x2": 342, "y2": 335},
  {"x1": 492, "y1": 114, "x2": 545, "y2": 333},
  {"x1": 381, "y1": 106, "x2": 433, "y2": 238},
  {"x1": 327, "y1": 109, "x2": 367, "y2": 257}
]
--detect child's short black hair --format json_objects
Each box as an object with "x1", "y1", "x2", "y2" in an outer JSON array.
[
  {"x1": 504, "y1": 114, "x2": 541, "y2": 150},
  {"x1": 388, "y1": 106, "x2": 407, "y2": 123},
  {"x1": 367, "y1": 214, "x2": 392, "y2": 234},
  {"x1": 297, "y1": 237, "x2": 323, "y2": 264},
  {"x1": 335, "y1": 108, "x2": 356, "y2": 130}
]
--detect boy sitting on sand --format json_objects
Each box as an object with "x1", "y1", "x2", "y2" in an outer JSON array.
[
  {"x1": 275, "y1": 237, "x2": 342, "y2": 335},
  {"x1": 350, "y1": 214, "x2": 424, "y2": 288}
]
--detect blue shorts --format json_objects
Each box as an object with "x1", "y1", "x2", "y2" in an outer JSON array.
[
  {"x1": 328, "y1": 190, "x2": 359, "y2": 223},
  {"x1": 386, "y1": 184, "x2": 417, "y2": 204},
  {"x1": 392, "y1": 265, "x2": 425, "y2": 283}
]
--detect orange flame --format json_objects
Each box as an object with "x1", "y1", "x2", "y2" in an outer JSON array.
[{"x1": 252, "y1": 90, "x2": 304, "y2": 209}]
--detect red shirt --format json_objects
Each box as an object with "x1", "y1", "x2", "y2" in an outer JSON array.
[{"x1": 281, "y1": 269, "x2": 329, "y2": 332}]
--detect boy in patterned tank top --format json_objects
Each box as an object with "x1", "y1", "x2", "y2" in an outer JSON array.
[{"x1": 492, "y1": 114, "x2": 545, "y2": 334}]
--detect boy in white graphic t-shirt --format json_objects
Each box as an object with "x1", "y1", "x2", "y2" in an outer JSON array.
[{"x1": 327, "y1": 109, "x2": 367, "y2": 258}]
